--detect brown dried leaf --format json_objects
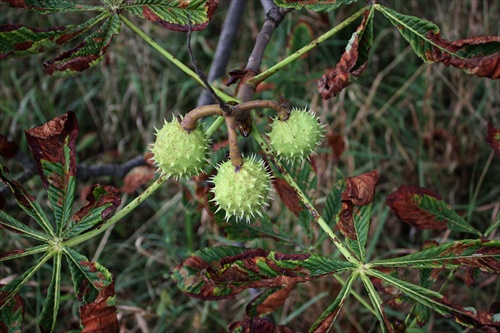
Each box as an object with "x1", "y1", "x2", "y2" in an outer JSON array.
[
  {"x1": 228, "y1": 316, "x2": 294, "y2": 333},
  {"x1": 273, "y1": 177, "x2": 303, "y2": 216},
  {"x1": 342, "y1": 170, "x2": 380, "y2": 206},
  {"x1": 487, "y1": 123, "x2": 500, "y2": 158},
  {"x1": 317, "y1": 10, "x2": 372, "y2": 99},
  {"x1": 80, "y1": 282, "x2": 118, "y2": 333},
  {"x1": 246, "y1": 285, "x2": 295, "y2": 317},
  {"x1": 25, "y1": 111, "x2": 78, "y2": 189},
  {"x1": 386, "y1": 185, "x2": 446, "y2": 230},
  {"x1": 0, "y1": 135, "x2": 19, "y2": 159},
  {"x1": 338, "y1": 201, "x2": 356, "y2": 240},
  {"x1": 72, "y1": 184, "x2": 121, "y2": 226},
  {"x1": 120, "y1": 165, "x2": 155, "y2": 194},
  {"x1": 424, "y1": 35, "x2": 500, "y2": 79}
]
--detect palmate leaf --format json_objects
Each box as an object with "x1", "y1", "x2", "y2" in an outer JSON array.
[
  {"x1": 368, "y1": 269, "x2": 500, "y2": 329},
  {"x1": 43, "y1": 14, "x2": 121, "y2": 76},
  {"x1": 0, "y1": 166, "x2": 54, "y2": 238},
  {"x1": 121, "y1": 0, "x2": 220, "y2": 31},
  {"x1": 375, "y1": 5, "x2": 500, "y2": 79},
  {"x1": 370, "y1": 239, "x2": 500, "y2": 273},
  {"x1": 0, "y1": 14, "x2": 107, "y2": 60},
  {"x1": 360, "y1": 273, "x2": 395, "y2": 333},
  {"x1": 25, "y1": 112, "x2": 78, "y2": 235},
  {"x1": 273, "y1": 0, "x2": 359, "y2": 12},
  {"x1": 172, "y1": 246, "x2": 355, "y2": 300},
  {"x1": 310, "y1": 271, "x2": 358, "y2": 333},
  {"x1": 0, "y1": 0, "x2": 104, "y2": 14}
]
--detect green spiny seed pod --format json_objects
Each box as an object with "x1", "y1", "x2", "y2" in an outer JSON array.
[
  {"x1": 267, "y1": 107, "x2": 325, "y2": 161},
  {"x1": 150, "y1": 117, "x2": 209, "y2": 179},
  {"x1": 211, "y1": 156, "x2": 272, "y2": 222}
]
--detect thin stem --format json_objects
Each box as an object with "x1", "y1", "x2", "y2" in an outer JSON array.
[
  {"x1": 250, "y1": 115, "x2": 357, "y2": 264},
  {"x1": 225, "y1": 114, "x2": 244, "y2": 168},
  {"x1": 63, "y1": 175, "x2": 168, "y2": 248},
  {"x1": 247, "y1": 6, "x2": 368, "y2": 86},
  {"x1": 119, "y1": 15, "x2": 237, "y2": 104}
]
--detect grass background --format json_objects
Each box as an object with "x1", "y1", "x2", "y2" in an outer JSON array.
[{"x1": 1, "y1": 0, "x2": 499, "y2": 332}]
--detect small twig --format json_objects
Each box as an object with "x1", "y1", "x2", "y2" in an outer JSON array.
[{"x1": 76, "y1": 155, "x2": 148, "y2": 180}]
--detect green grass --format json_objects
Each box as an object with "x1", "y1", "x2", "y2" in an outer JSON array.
[{"x1": 1, "y1": 1, "x2": 499, "y2": 331}]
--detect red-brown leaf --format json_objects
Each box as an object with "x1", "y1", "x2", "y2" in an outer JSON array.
[
  {"x1": 424, "y1": 34, "x2": 500, "y2": 79},
  {"x1": 273, "y1": 177, "x2": 303, "y2": 215},
  {"x1": 386, "y1": 185, "x2": 446, "y2": 230},
  {"x1": 338, "y1": 201, "x2": 356, "y2": 240},
  {"x1": 342, "y1": 170, "x2": 380, "y2": 206},
  {"x1": 487, "y1": 123, "x2": 500, "y2": 158},
  {"x1": 317, "y1": 10, "x2": 372, "y2": 99},
  {"x1": 326, "y1": 132, "x2": 345, "y2": 160},
  {"x1": 25, "y1": 111, "x2": 78, "y2": 189},
  {"x1": 72, "y1": 184, "x2": 121, "y2": 225},
  {"x1": 80, "y1": 282, "x2": 118, "y2": 333}
]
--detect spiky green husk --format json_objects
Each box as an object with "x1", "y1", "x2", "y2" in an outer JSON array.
[
  {"x1": 211, "y1": 156, "x2": 272, "y2": 222},
  {"x1": 268, "y1": 108, "x2": 325, "y2": 161},
  {"x1": 150, "y1": 118, "x2": 209, "y2": 179}
]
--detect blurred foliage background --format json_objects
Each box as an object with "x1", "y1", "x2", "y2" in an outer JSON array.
[{"x1": 1, "y1": 1, "x2": 499, "y2": 331}]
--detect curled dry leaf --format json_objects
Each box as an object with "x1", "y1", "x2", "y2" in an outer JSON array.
[
  {"x1": 273, "y1": 177, "x2": 303, "y2": 216},
  {"x1": 25, "y1": 111, "x2": 78, "y2": 189},
  {"x1": 80, "y1": 282, "x2": 118, "y2": 333},
  {"x1": 338, "y1": 170, "x2": 379, "y2": 240},
  {"x1": 342, "y1": 170, "x2": 380, "y2": 206},
  {"x1": 317, "y1": 9, "x2": 372, "y2": 99},
  {"x1": 386, "y1": 185, "x2": 446, "y2": 230},
  {"x1": 486, "y1": 123, "x2": 500, "y2": 158}
]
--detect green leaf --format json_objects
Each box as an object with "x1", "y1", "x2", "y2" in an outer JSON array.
[
  {"x1": 417, "y1": 195, "x2": 481, "y2": 236},
  {"x1": 368, "y1": 269, "x2": 500, "y2": 328},
  {"x1": 173, "y1": 247, "x2": 355, "y2": 299},
  {"x1": 1, "y1": 0, "x2": 105, "y2": 14},
  {"x1": 43, "y1": 14, "x2": 120, "y2": 76},
  {"x1": 63, "y1": 247, "x2": 113, "y2": 304},
  {"x1": 0, "y1": 166, "x2": 54, "y2": 238},
  {"x1": 359, "y1": 272, "x2": 394, "y2": 333},
  {"x1": 310, "y1": 271, "x2": 358, "y2": 333},
  {"x1": 0, "y1": 290, "x2": 24, "y2": 333},
  {"x1": 39, "y1": 253, "x2": 62, "y2": 333},
  {"x1": 64, "y1": 184, "x2": 121, "y2": 238},
  {"x1": 324, "y1": 180, "x2": 345, "y2": 225},
  {"x1": 375, "y1": 5, "x2": 500, "y2": 79},
  {"x1": 0, "y1": 245, "x2": 49, "y2": 262},
  {"x1": 25, "y1": 112, "x2": 79, "y2": 235},
  {"x1": 370, "y1": 239, "x2": 500, "y2": 273},
  {"x1": 121, "y1": 0, "x2": 219, "y2": 31},
  {"x1": 346, "y1": 203, "x2": 371, "y2": 262},
  {"x1": 215, "y1": 213, "x2": 294, "y2": 243},
  {"x1": 0, "y1": 252, "x2": 53, "y2": 311},
  {"x1": 0, "y1": 14, "x2": 108, "y2": 59},
  {"x1": 273, "y1": 0, "x2": 359, "y2": 12}
]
